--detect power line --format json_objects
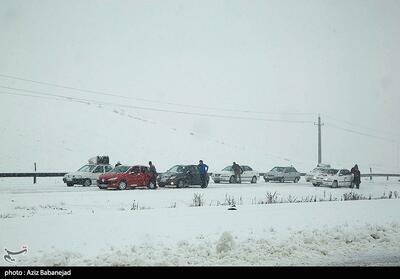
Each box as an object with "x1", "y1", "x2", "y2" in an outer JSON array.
[
  {"x1": 0, "y1": 73, "x2": 317, "y2": 116},
  {"x1": 0, "y1": 90, "x2": 313, "y2": 167},
  {"x1": 322, "y1": 113, "x2": 400, "y2": 139},
  {"x1": 325, "y1": 122, "x2": 398, "y2": 143},
  {"x1": 0, "y1": 86, "x2": 315, "y2": 124}
]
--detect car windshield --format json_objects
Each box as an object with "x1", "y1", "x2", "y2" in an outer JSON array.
[
  {"x1": 222, "y1": 166, "x2": 233, "y2": 171},
  {"x1": 111, "y1": 166, "x2": 130, "y2": 173},
  {"x1": 77, "y1": 165, "x2": 96, "y2": 172},
  {"x1": 271, "y1": 167, "x2": 284, "y2": 172},
  {"x1": 167, "y1": 165, "x2": 186, "y2": 173},
  {"x1": 322, "y1": 169, "x2": 339, "y2": 175}
]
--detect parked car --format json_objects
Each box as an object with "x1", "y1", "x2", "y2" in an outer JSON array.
[
  {"x1": 157, "y1": 165, "x2": 209, "y2": 188},
  {"x1": 264, "y1": 166, "x2": 301, "y2": 183},
  {"x1": 212, "y1": 165, "x2": 259, "y2": 184},
  {"x1": 305, "y1": 164, "x2": 331, "y2": 182},
  {"x1": 311, "y1": 168, "x2": 353, "y2": 188},
  {"x1": 97, "y1": 165, "x2": 154, "y2": 190},
  {"x1": 63, "y1": 163, "x2": 113, "y2": 187}
]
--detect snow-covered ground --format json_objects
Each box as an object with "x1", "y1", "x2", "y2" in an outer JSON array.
[{"x1": 1, "y1": 177, "x2": 400, "y2": 266}]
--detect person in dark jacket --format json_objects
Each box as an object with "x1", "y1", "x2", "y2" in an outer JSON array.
[
  {"x1": 351, "y1": 164, "x2": 361, "y2": 189},
  {"x1": 232, "y1": 162, "x2": 243, "y2": 183},
  {"x1": 198, "y1": 160, "x2": 209, "y2": 188},
  {"x1": 149, "y1": 161, "x2": 158, "y2": 189}
]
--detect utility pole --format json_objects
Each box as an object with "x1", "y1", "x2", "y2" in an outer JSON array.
[{"x1": 314, "y1": 115, "x2": 324, "y2": 164}]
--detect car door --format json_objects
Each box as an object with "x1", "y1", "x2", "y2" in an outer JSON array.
[
  {"x1": 341, "y1": 169, "x2": 353, "y2": 187},
  {"x1": 127, "y1": 166, "x2": 141, "y2": 187},
  {"x1": 92, "y1": 166, "x2": 104, "y2": 180},
  {"x1": 138, "y1": 166, "x2": 151, "y2": 186},
  {"x1": 240, "y1": 166, "x2": 248, "y2": 182},
  {"x1": 338, "y1": 169, "x2": 347, "y2": 187},
  {"x1": 283, "y1": 168, "x2": 291, "y2": 181},
  {"x1": 189, "y1": 166, "x2": 201, "y2": 185}
]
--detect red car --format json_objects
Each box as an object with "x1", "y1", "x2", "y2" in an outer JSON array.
[{"x1": 97, "y1": 165, "x2": 154, "y2": 190}]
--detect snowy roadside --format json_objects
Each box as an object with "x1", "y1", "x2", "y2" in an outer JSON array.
[{"x1": 1, "y1": 178, "x2": 400, "y2": 266}]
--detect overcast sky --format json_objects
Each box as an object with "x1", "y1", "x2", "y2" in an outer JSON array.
[{"x1": 1, "y1": 0, "x2": 400, "y2": 173}]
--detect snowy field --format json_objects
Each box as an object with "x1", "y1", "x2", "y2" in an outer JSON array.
[{"x1": 1, "y1": 176, "x2": 400, "y2": 266}]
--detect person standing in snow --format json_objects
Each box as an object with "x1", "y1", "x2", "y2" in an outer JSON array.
[
  {"x1": 149, "y1": 161, "x2": 158, "y2": 189},
  {"x1": 351, "y1": 164, "x2": 361, "y2": 189},
  {"x1": 198, "y1": 160, "x2": 209, "y2": 188},
  {"x1": 232, "y1": 162, "x2": 243, "y2": 183}
]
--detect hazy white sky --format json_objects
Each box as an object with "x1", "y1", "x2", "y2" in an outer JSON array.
[{"x1": 1, "y1": 0, "x2": 400, "y2": 172}]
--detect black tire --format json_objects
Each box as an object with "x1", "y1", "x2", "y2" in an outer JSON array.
[
  {"x1": 118, "y1": 181, "x2": 127, "y2": 190},
  {"x1": 331, "y1": 181, "x2": 338, "y2": 188},
  {"x1": 66, "y1": 182, "x2": 74, "y2": 187},
  {"x1": 158, "y1": 183, "x2": 165, "y2": 188},
  {"x1": 83, "y1": 179, "x2": 91, "y2": 187},
  {"x1": 251, "y1": 176, "x2": 257, "y2": 184},
  {"x1": 264, "y1": 178, "x2": 269, "y2": 183},
  {"x1": 280, "y1": 177, "x2": 285, "y2": 183},
  {"x1": 229, "y1": 176, "x2": 235, "y2": 184},
  {"x1": 294, "y1": 177, "x2": 299, "y2": 183},
  {"x1": 312, "y1": 183, "x2": 318, "y2": 187},
  {"x1": 214, "y1": 181, "x2": 220, "y2": 184}
]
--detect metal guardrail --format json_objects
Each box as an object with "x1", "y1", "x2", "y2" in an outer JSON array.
[
  {"x1": 0, "y1": 172, "x2": 399, "y2": 184},
  {"x1": 0, "y1": 172, "x2": 67, "y2": 178},
  {"x1": 1, "y1": 172, "x2": 400, "y2": 178}
]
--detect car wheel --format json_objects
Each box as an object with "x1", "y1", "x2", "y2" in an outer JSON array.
[
  {"x1": 264, "y1": 178, "x2": 269, "y2": 183},
  {"x1": 251, "y1": 176, "x2": 257, "y2": 184},
  {"x1": 177, "y1": 180, "x2": 185, "y2": 188},
  {"x1": 229, "y1": 176, "x2": 235, "y2": 184},
  {"x1": 331, "y1": 181, "x2": 338, "y2": 188},
  {"x1": 119, "y1": 181, "x2": 127, "y2": 190},
  {"x1": 66, "y1": 182, "x2": 74, "y2": 187},
  {"x1": 83, "y1": 179, "x2": 91, "y2": 187},
  {"x1": 214, "y1": 180, "x2": 220, "y2": 184},
  {"x1": 280, "y1": 178, "x2": 285, "y2": 183},
  {"x1": 312, "y1": 183, "x2": 318, "y2": 187},
  {"x1": 294, "y1": 177, "x2": 299, "y2": 183}
]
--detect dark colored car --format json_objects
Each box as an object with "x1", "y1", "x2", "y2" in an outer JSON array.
[
  {"x1": 157, "y1": 165, "x2": 209, "y2": 188},
  {"x1": 97, "y1": 165, "x2": 154, "y2": 190}
]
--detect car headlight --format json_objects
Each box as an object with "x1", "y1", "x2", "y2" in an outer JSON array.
[
  {"x1": 313, "y1": 176, "x2": 317, "y2": 179},
  {"x1": 108, "y1": 177, "x2": 118, "y2": 181}
]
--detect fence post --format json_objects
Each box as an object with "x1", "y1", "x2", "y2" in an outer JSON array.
[
  {"x1": 33, "y1": 162, "x2": 37, "y2": 184},
  {"x1": 370, "y1": 168, "x2": 372, "y2": 180}
]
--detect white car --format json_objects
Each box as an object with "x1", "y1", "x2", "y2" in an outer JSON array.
[
  {"x1": 63, "y1": 164, "x2": 113, "y2": 187},
  {"x1": 212, "y1": 165, "x2": 259, "y2": 184},
  {"x1": 305, "y1": 164, "x2": 331, "y2": 182},
  {"x1": 311, "y1": 168, "x2": 354, "y2": 188}
]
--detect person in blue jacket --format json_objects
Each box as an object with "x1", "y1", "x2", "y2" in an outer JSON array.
[{"x1": 198, "y1": 160, "x2": 209, "y2": 188}]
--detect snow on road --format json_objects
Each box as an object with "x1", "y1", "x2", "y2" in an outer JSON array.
[{"x1": 1, "y1": 177, "x2": 400, "y2": 266}]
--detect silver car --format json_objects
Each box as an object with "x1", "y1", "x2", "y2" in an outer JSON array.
[{"x1": 264, "y1": 166, "x2": 301, "y2": 183}]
